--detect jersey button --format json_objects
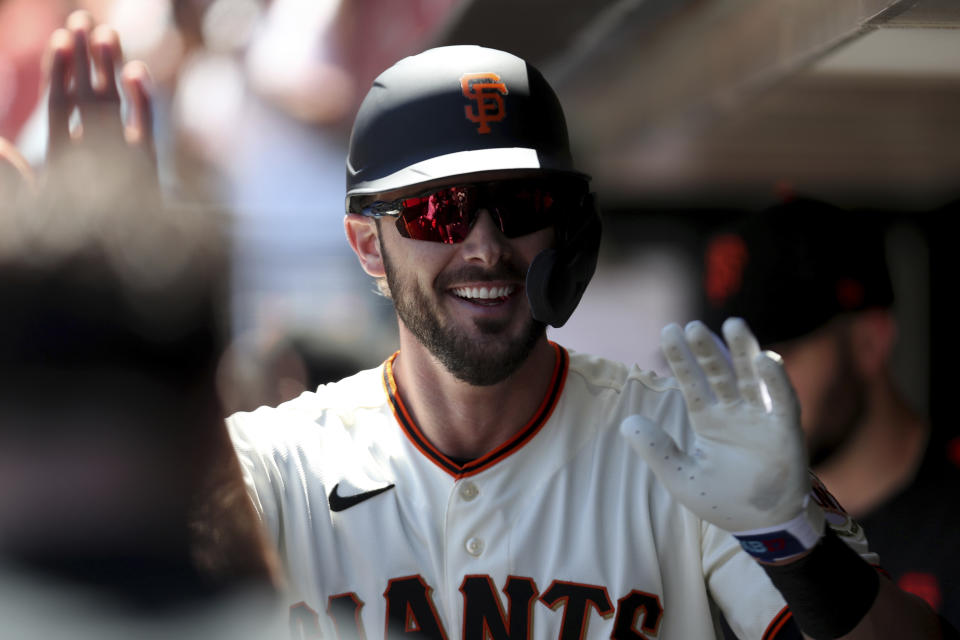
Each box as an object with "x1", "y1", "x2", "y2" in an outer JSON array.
[
  {"x1": 459, "y1": 482, "x2": 479, "y2": 501},
  {"x1": 465, "y1": 537, "x2": 484, "y2": 556}
]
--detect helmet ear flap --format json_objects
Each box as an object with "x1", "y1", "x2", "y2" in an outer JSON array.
[
  {"x1": 526, "y1": 194, "x2": 601, "y2": 328},
  {"x1": 526, "y1": 248, "x2": 561, "y2": 324}
]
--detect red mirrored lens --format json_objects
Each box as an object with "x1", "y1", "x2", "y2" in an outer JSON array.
[
  {"x1": 396, "y1": 187, "x2": 477, "y2": 243},
  {"x1": 495, "y1": 184, "x2": 558, "y2": 237},
  {"x1": 391, "y1": 179, "x2": 581, "y2": 244}
]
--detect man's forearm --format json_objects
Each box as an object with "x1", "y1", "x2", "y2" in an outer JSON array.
[
  {"x1": 760, "y1": 527, "x2": 875, "y2": 638},
  {"x1": 760, "y1": 528, "x2": 944, "y2": 640},
  {"x1": 818, "y1": 577, "x2": 944, "y2": 640}
]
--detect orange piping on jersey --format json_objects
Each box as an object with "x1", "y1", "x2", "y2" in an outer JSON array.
[
  {"x1": 873, "y1": 564, "x2": 891, "y2": 580},
  {"x1": 762, "y1": 606, "x2": 794, "y2": 640},
  {"x1": 461, "y1": 342, "x2": 567, "y2": 476},
  {"x1": 382, "y1": 352, "x2": 421, "y2": 449},
  {"x1": 383, "y1": 352, "x2": 465, "y2": 476},
  {"x1": 383, "y1": 343, "x2": 569, "y2": 479}
]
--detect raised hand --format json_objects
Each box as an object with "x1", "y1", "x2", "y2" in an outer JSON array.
[
  {"x1": 621, "y1": 318, "x2": 823, "y2": 557},
  {"x1": 43, "y1": 11, "x2": 156, "y2": 199},
  {"x1": 0, "y1": 137, "x2": 35, "y2": 199}
]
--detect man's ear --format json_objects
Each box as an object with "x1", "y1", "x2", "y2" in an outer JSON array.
[
  {"x1": 344, "y1": 214, "x2": 385, "y2": 277},
  {"x1": 849, "y1": 308, "x2": 897, "y2": 378}
]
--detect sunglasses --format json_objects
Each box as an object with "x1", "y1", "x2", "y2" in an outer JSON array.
[{"x1": 356, "y1": 178, "x2": 587, "y2": 244}]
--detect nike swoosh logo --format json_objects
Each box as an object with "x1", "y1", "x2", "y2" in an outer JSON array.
[{"x1": 328, "y1": 482, "x2": 396, "y2": 512}]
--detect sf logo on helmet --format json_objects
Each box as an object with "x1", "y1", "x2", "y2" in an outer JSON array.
[{"x1": 461, "y1": 73, "x2": 508, "y2": 134}]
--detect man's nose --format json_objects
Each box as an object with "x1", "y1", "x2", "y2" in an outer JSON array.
[{"x1": 460, "y1": 209, "x2": 508, "y2": 265}]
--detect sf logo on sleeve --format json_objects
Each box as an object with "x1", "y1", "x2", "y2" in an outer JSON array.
[{"x1": 461, "y1": 72, "x2": 508, "y2": 134}]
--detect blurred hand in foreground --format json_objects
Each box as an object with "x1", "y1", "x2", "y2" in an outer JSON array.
[{"x1": 43, "y1": 10, "x2": 157, "y2": 203}]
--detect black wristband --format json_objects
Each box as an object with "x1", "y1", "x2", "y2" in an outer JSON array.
[{"x1": 761, "y1": 527, "x2": 880, "y2": 639}]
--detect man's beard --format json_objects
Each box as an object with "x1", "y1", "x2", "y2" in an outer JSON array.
[
  {"x1": 380, "y1": 243, "x2": 546, "y2": 387},
  {"x1": 806, "y1": 330, "x2": 867, "y2": 467}
]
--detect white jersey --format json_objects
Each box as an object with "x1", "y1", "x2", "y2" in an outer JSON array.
[{"x1": 227, "y1": 344, "x2": 869, "y2": 640}]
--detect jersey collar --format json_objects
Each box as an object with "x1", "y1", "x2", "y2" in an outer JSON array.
[{"x1": 382, "y1": 342, "x2": 569, "y2": 479}]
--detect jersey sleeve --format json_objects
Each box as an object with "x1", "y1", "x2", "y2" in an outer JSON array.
[
  {"x1": 704, "y1": 474, "x2": 880, "y2": 639},
  {"x1": 225, "y1": 409, "x2": 287, "y2": 544},
  {"x1": 702, "y1": 520, "x2": 794, "y2": 640}
]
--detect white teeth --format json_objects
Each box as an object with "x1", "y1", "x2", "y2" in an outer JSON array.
[{"x1": 453, "y1": 285, "x2": 515, "y2": 300}]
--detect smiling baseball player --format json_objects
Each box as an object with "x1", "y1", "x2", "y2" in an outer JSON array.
[{"x1": 225, "y1": 46, "x2": 948, "y2": 639}]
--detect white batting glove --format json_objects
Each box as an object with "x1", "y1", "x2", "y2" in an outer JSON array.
[{"x1": 621, "y1": 318, "x2": 824, "y2": 562}]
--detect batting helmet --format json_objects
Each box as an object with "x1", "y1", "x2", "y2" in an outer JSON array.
[{"x1": 345, "y1": 45, "x2": 601, "y2": 327}]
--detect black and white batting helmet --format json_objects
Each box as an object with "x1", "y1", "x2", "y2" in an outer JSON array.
[{"x1": 345, "y1": 45, "x2": 601, "y2": 328}]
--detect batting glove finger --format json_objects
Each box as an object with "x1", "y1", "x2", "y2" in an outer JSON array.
[
  {"x1": 721, "y1": 317, "x2": 765, "y2": 408},
  {"x1": 623, "y1": 318, "x2": 815, "y2": 540}
]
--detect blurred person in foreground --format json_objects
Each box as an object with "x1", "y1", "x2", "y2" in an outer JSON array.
[
  {"x1": 703, "y1": 197, "x2": 960, "y2": 629},
  {"x1": 0, "y1": 12, "x2": 282, "y2": 637}
]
